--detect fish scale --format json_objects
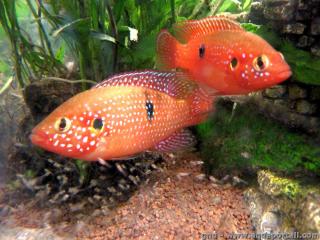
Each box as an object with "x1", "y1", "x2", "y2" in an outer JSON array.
[
  {"x1": 30, "y1": 71, "x2": 214, "y2": 161},
  {"x1": 156, "y1": 16, "x2": 292, "y2": 95}
]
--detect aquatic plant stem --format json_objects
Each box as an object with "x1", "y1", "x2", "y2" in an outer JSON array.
[
  {"x1": 42, "y1": 77, "x2": 96, "y2": 85},
  {"x1": 79, "y1": 51, "x2": 88, "y2": 90},
  {"x1": 170, "y1": 0, "x2": 176, "y2": 24},
  {"x1": 106, "y1": 1, "x2": 118, "y2": 73},
  {"x1": 1, "y1": 0, "x2": 25, "y2": 87},
  {"x1": 210, "y1": 0, "x2": 224, "y2": 15},
  {"x1": 0, "y1": 76, "x2": 14, "y2": 95},
  {"x1": 26, "y1": 0, "x2": 55, "y2": 59}
]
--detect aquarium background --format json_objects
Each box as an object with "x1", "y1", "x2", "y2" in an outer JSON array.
[{"x1": 0, "y1": 0, "x2": 320, "y2": 239}]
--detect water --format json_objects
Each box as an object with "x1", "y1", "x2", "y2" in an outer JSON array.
[{"x1": 0, "y1": 0, "x2": 320, "y2": 238}]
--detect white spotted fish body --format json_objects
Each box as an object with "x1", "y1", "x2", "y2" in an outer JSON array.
[
  {"x1": 157, "y1": 16, "x2": 292, "y2": 95},
  {"x1": 30, "y1": 71, "x2": 213, "y2": 161}
]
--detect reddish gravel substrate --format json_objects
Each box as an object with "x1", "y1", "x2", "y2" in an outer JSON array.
[
  {"x1": 0, "y1": 153, "x2": 253, "y2": 239},
  {"x1": 78, "y1": 153, "x2": 253, "y2": 239}
]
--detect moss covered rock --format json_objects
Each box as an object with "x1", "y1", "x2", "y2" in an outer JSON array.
[
  {"x1": 197, "y1": 100, "x2": 320, "y2": 177},
  {"x1": 245, "y1": 170, "x2": 320, "y2": 233},
  {"x1": 258, "y1": 170, "x2": 300, "y2": 199}
]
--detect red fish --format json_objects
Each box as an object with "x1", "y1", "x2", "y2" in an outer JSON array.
[
  {"x1": 30, "y1": 71, "x2": 213, "y2": 161},
  {"x1": 156, "y1": 16, "x2": 292, "y2": 95}
]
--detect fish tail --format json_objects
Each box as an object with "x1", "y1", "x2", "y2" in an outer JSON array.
[
  {"x1": 188, "y1": 87, "x2": 215, "y2": 125},
  {"x1": 156, "y1": 30, "x2": 180, "y2": 70}
]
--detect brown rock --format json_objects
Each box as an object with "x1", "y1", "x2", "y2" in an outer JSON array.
[
  {"x1": 311, "y1": 44, "x2": 320, "y2": 57},
  {"x1": 264, "y1": 85, "x2": 287, "y2": 98},
  {"x1": 263, "y1": 0, "x2": 298, "y2": 21},
  {"x1": 297, "y1": 35, "x2": 315, "y2": 48},
  {"x1": 310, "y1": 86, "x2": 320, "y2": 101},
  {"x1": 311, "y1": 18, "x2": 320, "y2": 35},
  {"x1": 295, "y1": 100, "x2": 318, "y2": 114},
  {"x1": 288, "y1": 84, "x2": 308, "y2": 99},
  {"x1": 282, "y1": 23, "x2": 306, "y2": 34}
]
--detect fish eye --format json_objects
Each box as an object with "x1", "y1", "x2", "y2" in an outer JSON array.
[
  {"x1": 54, "y1": 117, "x2": 71, "y2": 132},
  {"x1": 92, "y1": 118, "x2": 104, "y2": 130},
  {"x1": 199, "y1": 44, "x2": 205, "y2": 58},
  {"x1": 230, "y1": 57, "x2": 238, "y2": 70},
  {"x1": 253, "y1": 55, "x2": 269, "y2": 71}
]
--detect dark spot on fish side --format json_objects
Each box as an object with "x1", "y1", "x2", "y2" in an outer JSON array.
[
  {"x1": 93, "y1": 118, "x2": 104, "y2": 130},
  {"x1": 146, "y1": 100, "x2": 154, "y2": 121},
  {"x1": 199, "y1": 44, "x2": 205, "y2": 58}
]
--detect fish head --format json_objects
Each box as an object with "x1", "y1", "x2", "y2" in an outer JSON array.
[
  {"x1": 224, "y1": 32, "x2": 292, "y2": 92},
  {"x1": 30, "y1": 90, "x2": 109, "y2": 160}
]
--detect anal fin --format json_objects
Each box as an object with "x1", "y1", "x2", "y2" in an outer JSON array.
[{"x1": 154, "y1": 129, "x2": 196, "y2": 153}]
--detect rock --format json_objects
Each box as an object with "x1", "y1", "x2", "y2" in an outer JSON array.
[
  {"x1": 296, "y1": 10, "x2": 312, "y2": 21},
  {"x1": 260, "y1": 211, "x2": 282, "y2": 233},
  {"x1": 249, "y1": 1, "x2": 266, "y2": 24},
  {"x1": 309, "y1": 117, "x2": 320, "y2": 132},
  {"x1": 263, "y1": 0, "x2": 298, "y2": 21},
  {"x1": 274, "y1": 99, "x2": 288, "y2": 108},
  {"x1": 0, "y1": 205, "x2": 11, "y2": 217},
  {"x1": 297, "y1": 35, "x2": 315, "y2": 48},
  {"x1": 288, "y1": 84, "x2": 308, "y2": 99},
  {"x1": 211, "y1": 196, "x2": 222, "y2": 205},
  {"x1": 282, "y1": 23, "x2": 306, "y2": 34},
  {"x1": 297, "y1": 0, "x2": 309, "y2": 10},
  {"x1": 309, "y1": 87, "x2": 320, "y2": 100},
  {"x1": 264, "y1": 85, "x2": 287, "y2": 98},
  {"x1": 244, "y1": 188, "x2": 294, "y2": 234},
  {"x1": 0, "y1": 88, "x2": 27, "y2": 184},
  {"x1": 311, "y1": 44, "x2": 320, "y2": 57},
  {"x1": 295, "y1": 192, "x2": 320, "y2": 232},
  {"x1": 311, "y1": 18, "x2": 320, "y2": 35},
  {"x1": 23, "y1": 80, "x2": 82, "y2": 121},
  {"x1": 257, "y1": 170, "x2": 300, "y2": 198},
  {"x1": 245, "y1": 171, "x2": 320, "y2": 235},
  {"x1": 0, "y1": 226, "x2": 64, "y2": 240},
  {"x1": 288, "y1": 112, "x2": 320, "y2": 133},
  {"x1": 295, "y1": 100, "x2": 318, "y2": 114}
]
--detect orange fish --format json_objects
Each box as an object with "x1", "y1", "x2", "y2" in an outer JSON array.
[
  {"x1": 30, "y1": 71, "x2": 213, "y2": 161},
  {"x1": 156, "y1": 16, "x2": 292, "y2": 95}
]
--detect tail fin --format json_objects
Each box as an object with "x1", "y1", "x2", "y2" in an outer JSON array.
[
  {"x1": 188, "y1": 87, "x2": 215, "y2": 125},
  {"x1": 156, "y1": 30, "x2": 179, "y2": 70}
]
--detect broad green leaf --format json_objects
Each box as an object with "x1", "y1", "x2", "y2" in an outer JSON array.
[
  {"x1": 242, "y1": 0, "x2": 252, "y2": 11},
  {"x1": 217, "y1": 0, "x2": 241, "y2": 13}
]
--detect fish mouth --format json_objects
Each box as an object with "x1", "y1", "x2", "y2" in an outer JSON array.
[
  {"x1": 30, "y1": 129, "x2": 47, "y2": 147},
  {"x1": 277, "y1": 69, "x2": 292, "y2": 81}
]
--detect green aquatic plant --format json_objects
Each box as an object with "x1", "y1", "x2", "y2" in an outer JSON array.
[
  {"x1": 0, "y1": 0, "x2": 254, "y2": 90},
  {"x1": 0, "y1": 0, "x2": 66, "y2": 87},
  {"x1": 198, "y1": 102, "x2": 320, "y2": 176},
  {"x1": 75, "y1": 160, "x2": 89, "y2": 184}
]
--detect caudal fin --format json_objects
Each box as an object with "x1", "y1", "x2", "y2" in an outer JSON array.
[
  {"x1": 156, "y1": 30, "x2": 179, "y2": 70},
  {"x1": 188, "y1": 87, "x2": 216, "y2": 125}
]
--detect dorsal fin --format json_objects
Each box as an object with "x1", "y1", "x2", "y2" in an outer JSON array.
[
  {"x1": 94, "y1": 70, "x2": 197, "y2": 99},
  {"x1": 173, "y1": 16, "x2": 244, "y2": 43}
]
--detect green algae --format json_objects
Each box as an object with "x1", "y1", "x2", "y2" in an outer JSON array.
[
  {"x1": 197, "y1": 101, "x2": 320, "y2": 176},
  {"x1": 258, "y1": 170, "x2": 301, "y2": 199}
]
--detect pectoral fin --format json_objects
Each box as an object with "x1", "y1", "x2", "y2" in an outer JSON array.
[{"x1": 154, "y1": 129, "x2": 196, "y2": 152}]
